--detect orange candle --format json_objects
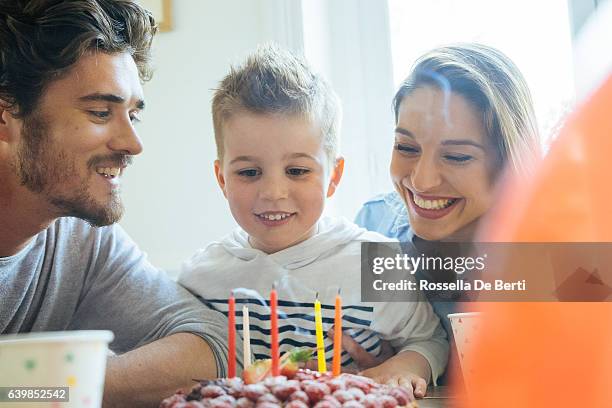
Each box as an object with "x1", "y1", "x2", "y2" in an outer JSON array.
[
  {"x1": 270, "y1": 286, "x2": 280, "y2": 376},
  {"x1": 332, "y1": 290, "x2": 342, "y2": 376},
  {"x1": 228, "y1": 291, "x2": 236, "y2": 378}
]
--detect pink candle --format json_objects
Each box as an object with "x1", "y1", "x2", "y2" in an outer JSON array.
[
  {"x1": 228, "y1": 292, "x2": 236, "y2": 378},
  {"x1": 270, "y1": 286, "x2": 279, "y2": 376}
]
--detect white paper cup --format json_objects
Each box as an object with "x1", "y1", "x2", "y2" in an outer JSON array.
[
  {"x1": 0, "y1": 330, "x2": 114, "y2": 408},
  {"x1": 448, "y1": 312, "x2": 480, "y2": 394}
]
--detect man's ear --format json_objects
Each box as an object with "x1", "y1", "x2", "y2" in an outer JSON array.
[
  {"x1": 0, "y1": 101, "x2": 17, "y2": 143},
  {"x1": 326, "y1": 156, "x2": 345, "y2": 198},
  {"x1": 214, "y1": 160, "x2": 228, "y2": 198}
]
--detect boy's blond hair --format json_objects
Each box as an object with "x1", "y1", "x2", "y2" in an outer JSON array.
[{"x1": 212, "y1": 44, "x2": 341, "y2": 164}]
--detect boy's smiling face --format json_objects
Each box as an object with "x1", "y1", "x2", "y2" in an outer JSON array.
[{"x1": 215, "y1": 111, "x2": 343, "y2": 254}]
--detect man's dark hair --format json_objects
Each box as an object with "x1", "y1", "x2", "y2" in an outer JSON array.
[{"x1": 0, "y1": 0, "x2": 156, "y2": 118}]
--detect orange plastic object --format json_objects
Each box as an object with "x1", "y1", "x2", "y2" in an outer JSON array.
[
  {"x1": 461, "y1": 74, "x2": 612, "y2": 407},
  {"x1": 487, "y1": 76, "x2": 612, "y2": 243}
]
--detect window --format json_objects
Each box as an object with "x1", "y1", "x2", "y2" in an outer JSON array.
[{"x1": 387, "y1": 0, "x2": 575, "y2": 145}]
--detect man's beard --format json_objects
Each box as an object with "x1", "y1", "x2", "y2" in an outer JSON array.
[{"x1": 15, "y1": 113, "x2": 128, "y2": 227}]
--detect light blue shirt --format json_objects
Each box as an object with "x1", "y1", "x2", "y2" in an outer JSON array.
[
  {"x1": 355, "y1": 191, "x2": 458, "y2": 383},
  {"x1": 354, "y1": 191, "x2": 413, "y2": 242}
]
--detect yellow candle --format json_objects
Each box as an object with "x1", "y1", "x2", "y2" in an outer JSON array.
[
  {"x1": 242, "y1": 305, "x2": 252, "y2": 369},
  {"x1": 314, "y1": 295, "x2": 327, "y2": 373}
]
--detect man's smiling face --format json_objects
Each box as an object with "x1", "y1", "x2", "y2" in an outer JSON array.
[{"x1": 10, "y1": 52, "x2": 145, "y2": 226}]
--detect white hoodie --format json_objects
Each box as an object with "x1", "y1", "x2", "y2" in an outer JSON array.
[{"x1": 179, "y1": 217, "x2": 448, "y2": 382}]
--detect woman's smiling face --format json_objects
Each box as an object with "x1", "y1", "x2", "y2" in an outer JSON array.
[{"x1": 390, "y1": 85, "x2": 497, "y2": 241}]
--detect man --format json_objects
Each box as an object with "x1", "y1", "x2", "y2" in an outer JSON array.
[{"x1": 0, "y1": 1, "x2": 236, "y2": 406}]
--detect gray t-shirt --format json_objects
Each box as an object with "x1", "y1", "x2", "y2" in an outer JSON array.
[{"x1": 0, "y1": 217, "x2": 234, "y2": 377}]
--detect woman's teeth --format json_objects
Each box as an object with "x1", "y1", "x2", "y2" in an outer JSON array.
[
  {"x1": 258, "y1": 213, "x2": 292, "y2": 221},
  {"x1": 413, "y1": 195, "x2": 457, "y2": 210},
  {"x1": 96, "y1": 167, "x2": 121, "y2": 178}
]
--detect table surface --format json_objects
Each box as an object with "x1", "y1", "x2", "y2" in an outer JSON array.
[{"x1": 418, "y1": 386, "x2": 458, "y2": 408}]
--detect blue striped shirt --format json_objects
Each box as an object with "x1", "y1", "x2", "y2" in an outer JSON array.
[{"x1": 179, "y1": 217, "x2": 449, "y2": 381}]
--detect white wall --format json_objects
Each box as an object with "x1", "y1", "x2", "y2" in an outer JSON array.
[
  {"x1": 121, "y1": 0, "x2": 273, "y2": 275},
  {"x1": 572, "y1": 0, "x2": 612, "y2": 102},
  {"x1": 301, "y1": 0, "x2": 396, "y2": 220}
]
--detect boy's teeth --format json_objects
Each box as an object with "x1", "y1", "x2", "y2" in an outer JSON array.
[
  {"x1": 413, "y1": 195, "x2": 456, "y2": 210},
  {"x1": 96, "y1": 167, "x2": 121, "y2": 177},
  {"x1": 259, "y1": 213, "x2": 291, "y2": 220}
]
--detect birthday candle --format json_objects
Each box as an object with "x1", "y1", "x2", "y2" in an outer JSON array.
[
  {"x1": 228, "y1": 292, "x2": 236, "y2": 378},
  {"x1": 242, "y1": 305, "x2": 252, "y2": 368},
  {"x1": 332, "y1": 290, "x2": 342, "y2": 377},
  {"x1": 314, "y1": 294, "x2": 327, "y2": 373},
  {"x1": 270, "y1": 286, "x2": 279, "y2": 376}
]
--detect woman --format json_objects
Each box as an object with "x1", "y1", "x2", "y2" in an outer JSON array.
[{"x1": 355, "y1": 43, "x2": 541, "y2": 382}]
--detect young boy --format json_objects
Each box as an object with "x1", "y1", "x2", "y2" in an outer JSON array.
[{"x1": 179, "y1": 45, "x2": 448, "y2": 396}]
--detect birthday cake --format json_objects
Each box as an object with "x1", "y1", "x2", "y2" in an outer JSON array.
[
  {"x1": 161, "y1": 296, "x2": 418, "y2": 408},
  {"x1": 160, "y1": 369, "x2": 417, "y2": 408},
  {"x1": 160, "y1": 365, "x2": 418, "y2": 408}
]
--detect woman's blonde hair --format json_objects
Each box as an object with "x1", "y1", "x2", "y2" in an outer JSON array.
[{"x1": 393, "y1": 43, "x2": 541, "y2": 177}]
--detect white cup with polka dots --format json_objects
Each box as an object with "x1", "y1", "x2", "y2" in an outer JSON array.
[
  {"x1": 448, "y1": 312, "x2": 481, "y2": 393},
  {"x1": 0, "y1": 330, "x2": 114, "y2": 408}
]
